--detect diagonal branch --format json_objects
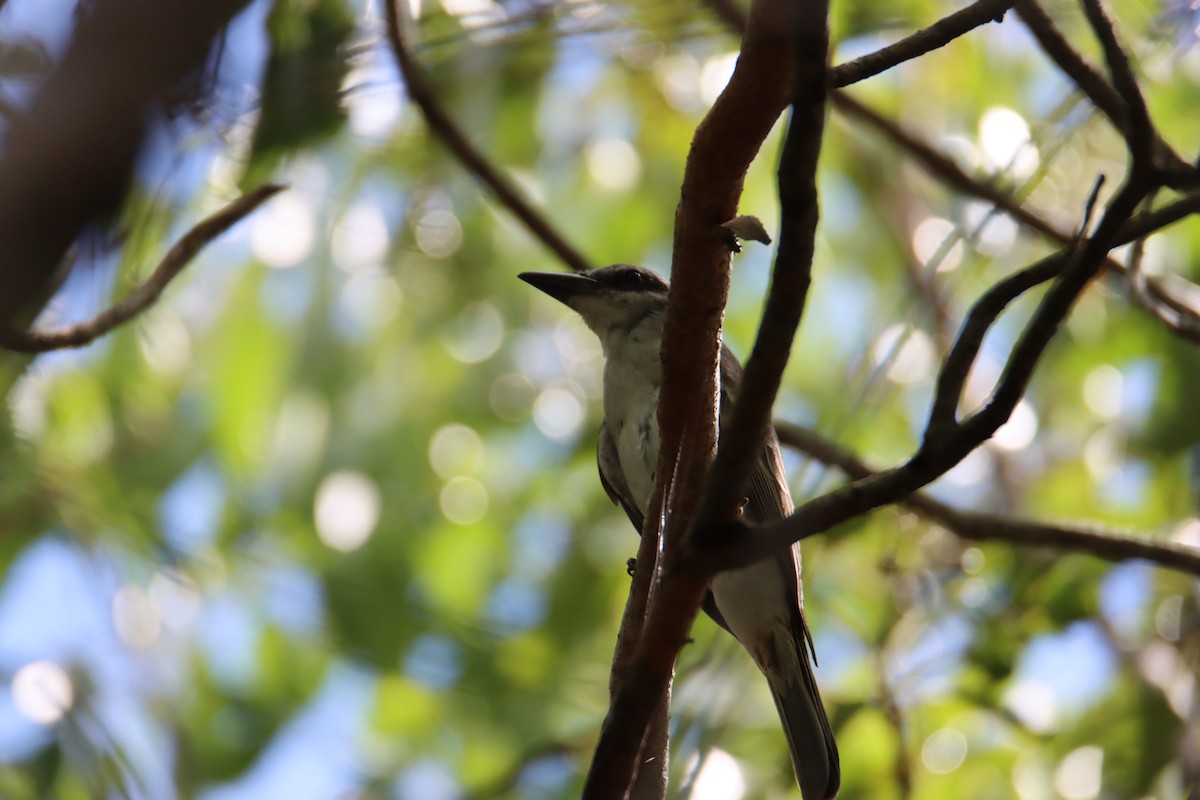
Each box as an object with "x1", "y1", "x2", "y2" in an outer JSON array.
[
  {"x1": 1078, "y1": 0, "x2": 1153, "y2": 165},
  {"x1": 0, "y1": 0, "x2": 255, "y2": 331},
  {"x1": 773, "y1": 422, "x2": 1200, "y2": 577},
  {"x1": 834, "y1": 91, "x2": 1200, "y2": 344},
  {"x1": 927, "y1": 251, "x2": 1065, "y2": 430},
  {"x1": 711, "y1": 0, "x2": 1011, "y2": 89},
  {"x1": 830, "y1": 0, "x2": 1012, "y2": 88},
  {"x1": 712, "y1": 145, "x2": 1158, "y2": 570},
  {"x1": 0, "y1": 184, "x2": 285, "y2": 353},
  {"x1": 831, "y1": 91, "x2": 1061, "y2": 240},
  {"x1": 1014, "y1": 0, "x2": 1195, "y2": 186},
  {"x1": 382, "y1": 0, "x2": 592, "y2": 273}
]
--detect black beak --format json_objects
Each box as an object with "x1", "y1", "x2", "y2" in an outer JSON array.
[{"x1": 518, "y1": 271, "x2": 601, "y2": 306}]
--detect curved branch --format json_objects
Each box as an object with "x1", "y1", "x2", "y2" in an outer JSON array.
[
  {"x1": 0, "y1": 0, "x2": 254, "y2": 329},
  {"x1": 1014, "y1": 0, "x2": 1195, "y2": 186},
  {"x1": 714, "y1": 150, "x2": 1157, "y2": 571},
  {"x1": 383, "y1": 0, "x2": 592, "y2": 274},
  {"x1": 583, "y1": 0, "x2": 806, "y2": 795},
  {"x1": 0, "y1": 184, "x2": 285, "y2": 353},
  {"x1": 834, "y1": 91, "x2": 1200, "y2": 344},
  {"x1": 773, "y1": 422, "x2": 1200, "y2": 577},
  {"x1": 1079, "y1": 0, "x2": 1153, "y2": 165},
  {"x1": 698, "y1": 0, "x2": 829, "y2": 531}
]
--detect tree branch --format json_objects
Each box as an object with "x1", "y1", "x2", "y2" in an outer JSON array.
[
  {"x1": 716, "y1": 133, "x2": 1156, "y2": 569},
  {"x1": 711, "y1": 0, "x2": 1012, "y2": 89},
  {"x1": 1078, "y1": 0, "x2": 1153, "y2": 166},
  {"x1": 833, "y1": 91, "x2": 1200, "y2": 344},
  {"x1": 1014, "y1": 0, "x2": 1195, "y2": 186},
  {"x1": 582, "y1": 0, "x2": 802, "y2": 794},
  {"x1": 773, "y1": 422, "x2": 1200, "y2": 577},
  {"x1": 0, "y1": 0, "x2": 254, "y2": 330},
  {"x1": 831, "y1": 91, "x2": 1062, "y2": 239},
  {"x1": 0, "y1": 184, "x2": 284, "y2": 353},
  {"x1": 382, "y1": 0, "x2": 593, "y2": 273},
  {"x1": 829, "y1": 0, "x2": 1013, "y2": 88},
  {"x1": 697, "y1": 0, "x2": 829, "y2": 534}
]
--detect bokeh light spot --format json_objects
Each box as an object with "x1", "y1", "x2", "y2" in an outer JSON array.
[
  {"x1": 11, "y1": 661, "x2": 73, "y2": 725},
  {"x1": 1082, "y1": 364, "x2": 1123, "y2": 420},
  {"x1": 921, "y1": 727, "x2": 967, "y2": 774},
  {"x1": 139, "y1": 308, "x2": 192, "y2": 378},
  {"x1": 1054, "y1": 746, "x2": 1103, "y2": 800},
  {"x1": 428, "y1": 423, "x2": 485, "y2": 478},
  {"x1": 699, "y1": 51, "x2": 739, "y2": 105},
  {"x1": 912, "y1": 216, "x2": 963, "y2": 272},
  {"x1": 993, "y1": 400, "x2": 1038, "y2": 451},
  {"x1": 964, "y1": 201, "x2": 1018, "y2": 256},
  {"x1": 339, "y1": 272, "x2": 402, "y2": 330},
  {"x1": 314, "y1": 470, "x2": 381, "y2": 551},
  {"x1": 113, "y1": 583, "x2": 162, "y2": 648},
  {"x1": 980, "y1": 106, "x2": 1039, "y2": 179},
  {"x1": 439, "y1": 477, "x2": 489, "y2": 525},
  {"x1": 414, "y1": 209, "x2": 463, "y2": 258},
  {"x1": 251, "y1": 191, "x2": 315, "y2": 269},
  {"x1": 585, "y1": 138, "x2": 642, "y2": 191},
  {"x1": 444, "y1": 302, "x2": 504, "y2": 364},
  {"x1": 532, "y1": 383, "x2": 585, "y2": 441},
  {"x1": 1004, "y1": 680, "x2": 1059, "y2": 734},
  {"x1": 332, "y1": 202, "x2": 390, "y2": 273},
  {"x1": 148, "y1": 570, "x2": 203, "y2": 633},
  {"x1": 874, "y1": 325, "x2": 935, "y2": 385},
  {"x1": 687, "y1": 748, "x2": 746, "y2": 800}
]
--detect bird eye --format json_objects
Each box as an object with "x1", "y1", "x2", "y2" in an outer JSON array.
[{"x1": 618, "y1": 270, "x2": 647, "y2": 290}]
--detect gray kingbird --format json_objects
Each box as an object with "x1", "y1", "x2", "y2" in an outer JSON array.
[{"x1": 519, "y1": 264, "x2": 839, "y2": 799}]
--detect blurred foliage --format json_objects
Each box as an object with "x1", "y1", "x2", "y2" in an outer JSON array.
[{"x1": 1, "y1": 0, "x2": 1199, "y2": 799}]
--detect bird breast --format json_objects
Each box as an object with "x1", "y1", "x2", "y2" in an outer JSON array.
[{"x1": 600, "y1": 326, "x2": 663, "y2": 511}]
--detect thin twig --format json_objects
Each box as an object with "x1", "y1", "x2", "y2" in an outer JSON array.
[
  {"x1": 711, "y1": 0, "x2": 1011, "y2": 89},
  {"x1": 876, "y1": 649, "x2": 913, "y2": 799},
  {"x1": 834, "y1": 91, "x2": 1200, "y2": 344},
  {"x1": 952, "y1": 0, "x2": 1165, "y2": 445},
  {"x1": 830, "y1": 0, "x2": 1012, "y2": 88},
  {"x1": 832, "y1": 91, "x2": 1062, "y2": 240},
  {"x1": 772, "y1": 422, "x2": 1200, "y2": 577},
  {"x1": 1014, "y1": 0, "x2": 1194, "y2": 186},
  {"x1": 1078, "y1": 0, "x2": 1154, "y2": 166},
  {"x1": 382, "y1": 0, "x2": 592, "y2": 273},
  {"x1": 0, "y1": 0, "x2": 254, "y2": 329},
  {"x1": 715, "y1": 149, "x2": 1156, "y2": 570},
  {"x1": 716, "y1": 0, "x2": 1200, "y2": 340},
  {"x1": 0, "y1": 184, "x2": 285, "y2": 353},
  {"x1": 927, "y1": 251, "x2": 1066, "y2": 431},
  {"x1": 1014, "y1": 0, "x2": 1129, "y2": 132}
]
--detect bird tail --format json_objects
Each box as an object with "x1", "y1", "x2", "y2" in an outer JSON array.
[{"x1": 767, "y1": 640, "x2": 840, "y2": 799}]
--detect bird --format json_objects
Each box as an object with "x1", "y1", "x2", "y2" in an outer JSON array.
[{"x1": 519, "y1": 264, "x2": 839, "y2": 799}]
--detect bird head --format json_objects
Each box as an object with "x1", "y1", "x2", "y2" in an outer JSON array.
[{"x1": 518, "y1": 265, "x2": 669, "y2": 347}]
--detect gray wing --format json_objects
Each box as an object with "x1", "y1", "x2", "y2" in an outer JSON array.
[
  {"x1": 598, "y1": 419, "x2": 732, "y2": 633},
  {"x1": 719, "y1": 346, "x2": 815, "y2": 648},
  {"x1": 721, "y1": 346, "x2": 840, "y2": 798},
  {"x1": 598, "y1": 420, "x2": 644, "y2": 532}
]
